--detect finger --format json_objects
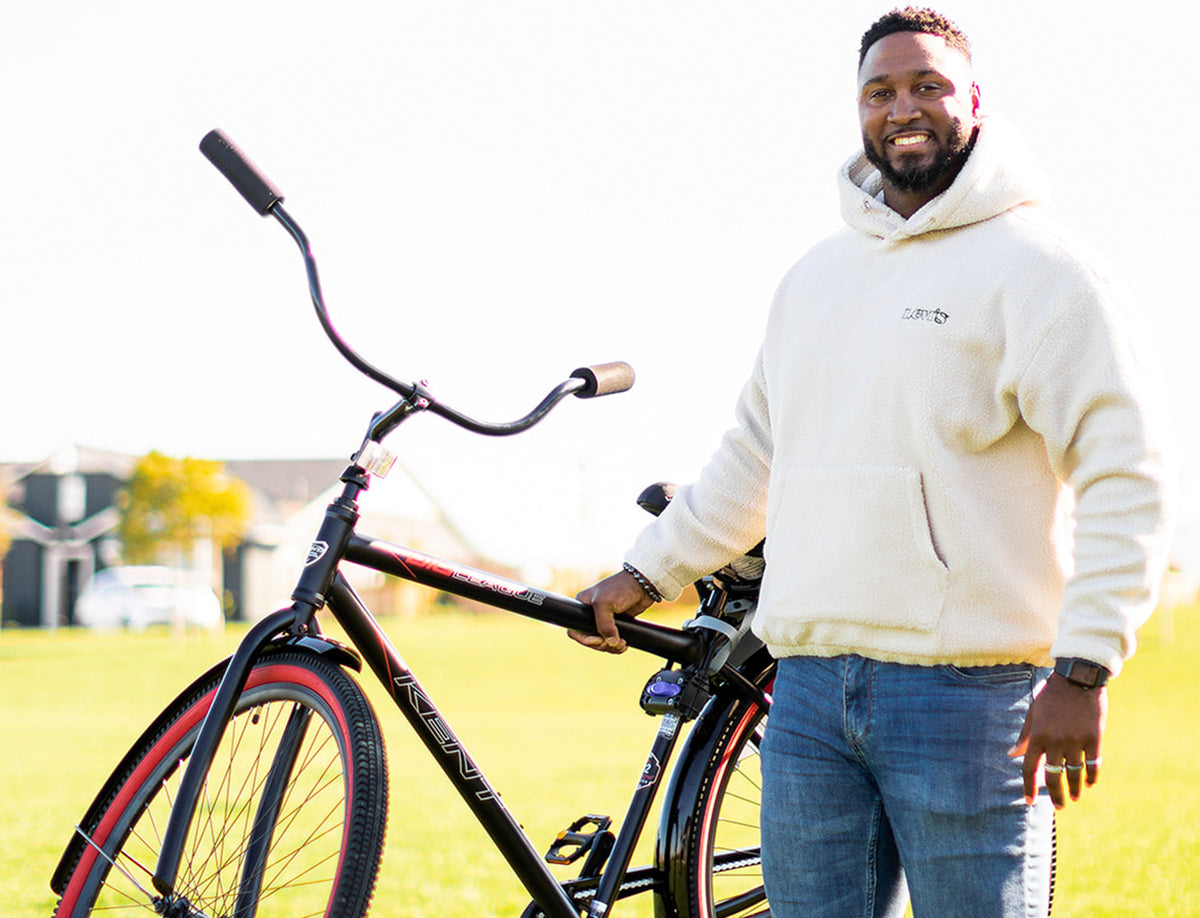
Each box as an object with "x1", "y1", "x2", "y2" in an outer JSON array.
[
  {"x1": 595, "y1": 605, "x2": 628, "y2": 652},
  {"x1": 1042, "y1": 761, "x2": 1066, "y2": 810},
  {"x1": 1007, "y1": 710, "x2": 1032, "y2": 759},
  {"x1": 1085, "y1": 754, "x2": 1102, "y2": 787},
  {"x1": 1009, "y1": 711, "x2": 1037, "y2": 801},
  {"x1": 1019, "y1": 743, "x2": 1042, "y2": 804},
  {"x1": 567, "y1": 629, "x2": 604, "y2": 650},
  {"x1": 567, "y1": 629, "x2": 625, "y2": 653},
  {"x1": 1064, "y1": 760, "x2": 1085, "y2": 800}
]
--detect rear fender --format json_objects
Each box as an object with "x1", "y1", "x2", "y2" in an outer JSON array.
[{"x1": 653, "y1": 646, "x2": 774, "y2": 918}]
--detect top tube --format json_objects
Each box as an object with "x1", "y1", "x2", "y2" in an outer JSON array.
[{"x1": 342, "y1": 533, "x2": 702, "y2": 664}]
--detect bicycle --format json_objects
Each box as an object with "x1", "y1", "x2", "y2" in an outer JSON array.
[{"x1": 48, "y1": 129, "x2": 774, "y2": 918}]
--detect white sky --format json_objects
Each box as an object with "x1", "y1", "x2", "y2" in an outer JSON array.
[{"x1": 4, "y1": 1, "x2": 1198, "y2": 571}]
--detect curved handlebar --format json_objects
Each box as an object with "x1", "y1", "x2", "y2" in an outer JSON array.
[{"x1": 198, "y1": 128, "x2": 634, "y2": 440}]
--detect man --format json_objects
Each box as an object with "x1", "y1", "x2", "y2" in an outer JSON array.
[{"x1": 571, "y1": 8, "x2": 1175, "y2": 918}]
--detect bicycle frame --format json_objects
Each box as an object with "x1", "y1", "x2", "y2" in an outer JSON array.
[
  {"x1": 133, "y1": 131, "x2": 755, "y2": 918},
  {"x1": 151, "y1": 464, "x2": 710, "y2": 918}
]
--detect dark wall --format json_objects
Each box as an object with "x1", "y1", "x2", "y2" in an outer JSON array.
[
  {"x1": 84, "y1": 473, "x2": 122, "y2": 519},
  {"x1": 222, "y1": 545, "x2": 245, "y2": 622},
  {"x1": 19, "y1": 475, "x2": 58, "y2": 528},
  {"x1": 2, "y1": 541, "x2": 44, "y2": 627}
]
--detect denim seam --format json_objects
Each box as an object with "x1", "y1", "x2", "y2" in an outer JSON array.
[
  {"x1": 865, "y1": 798, "x2": 882, "y2": 918},
  {"x1": 1020, "y1": 667, "x2": 1050, "y2": 918},
  {"x1": 1021, "y1": 800, "x2": 1039, "y2": 918}
]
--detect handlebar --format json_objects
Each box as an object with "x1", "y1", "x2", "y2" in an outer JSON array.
[
  {"x1": 199, "y1": 128, "x2": 634, "y2": 439},
  {"x1": 199, "y1": 130, "x2": 283, "y2": 215}
]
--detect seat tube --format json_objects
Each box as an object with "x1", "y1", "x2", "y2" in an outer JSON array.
[{"x1": 588, "y1": 713, "x2": 685, "y2": 918}]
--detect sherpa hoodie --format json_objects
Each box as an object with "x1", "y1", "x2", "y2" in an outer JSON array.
[{"x1": 625, "y1": 117, "x2": 1175, "y2": 675}]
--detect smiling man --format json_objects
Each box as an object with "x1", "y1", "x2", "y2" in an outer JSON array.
[
  {"x1": 573, "y1": 8, "x2": 1175, "y2": 917},
  {"x1": 857, "y1": 17, "x2": 979, "y2": 215}
]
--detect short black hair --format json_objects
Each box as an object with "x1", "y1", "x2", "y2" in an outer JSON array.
[{"x1": 858, "y1": 7, "x2": 972, "y2": 67}]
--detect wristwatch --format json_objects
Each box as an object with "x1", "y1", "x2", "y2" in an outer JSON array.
[{"x1": 1054, "y1": 657, "x2": 1111, "y2": 690}]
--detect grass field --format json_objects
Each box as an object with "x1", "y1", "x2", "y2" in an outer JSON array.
[{"x1": 2, "y1": 602, "x2": 1197, "y2": 917}]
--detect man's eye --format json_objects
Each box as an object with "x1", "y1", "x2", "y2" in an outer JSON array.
[{"x1": 868, "y1": 89, "x2": 893, "y2": 102}]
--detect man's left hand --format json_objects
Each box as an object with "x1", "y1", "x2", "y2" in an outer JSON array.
[{"x1": 1008, "y1": 674, "x2": 1108, "y2": 809}]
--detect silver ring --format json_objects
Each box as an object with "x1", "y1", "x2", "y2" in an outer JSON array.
[
  {"x1": 1086, "y1": 757, "x2": 1102, "y2": 767},
  {"x1": 1065, "y1": 763, "x2": 1084, "y2": 772},
  {"x1": 1043, "y1": 764, "x2": 1063, "y2": 775}
]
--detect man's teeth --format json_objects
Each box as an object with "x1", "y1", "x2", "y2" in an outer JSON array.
[{"x1": 892, "y1": 135, "x2": 929, "y2": 146}]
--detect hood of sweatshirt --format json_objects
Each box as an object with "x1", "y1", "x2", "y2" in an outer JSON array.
[{"x1": 839, "y1": 114, "x2": 1049, "y2": 244}]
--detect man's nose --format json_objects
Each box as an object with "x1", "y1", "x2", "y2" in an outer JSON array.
[{"x1": 886, "y1": 93, "x2": 922, "y2": 123}]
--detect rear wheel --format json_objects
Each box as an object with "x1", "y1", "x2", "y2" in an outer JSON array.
[
  {"x1": 52, "y1": 650, "x2": 388, "y2": 917},
  {"x1": 661, "y1": 650, "x2": 774, "y2": 918}
]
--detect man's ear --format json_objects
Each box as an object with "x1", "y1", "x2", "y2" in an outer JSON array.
[{"x1": 970, "y1": 81, "x2": 982, "y2": 119}]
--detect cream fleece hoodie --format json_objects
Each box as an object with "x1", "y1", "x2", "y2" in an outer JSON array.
[{"x1": 626, "y1": 117, "x2": 1175, "y2": 674}]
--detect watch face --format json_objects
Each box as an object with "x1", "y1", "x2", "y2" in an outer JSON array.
[
  {"x1": 1059, "y1": 658, "x2": 1107, "y2": 687},
  {"x1": 1073, "y1": 662, "x2": 1101, "y2": 684}
]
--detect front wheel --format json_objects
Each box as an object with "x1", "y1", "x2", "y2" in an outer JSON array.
[
  {"x1": 51, "y1": 649, "x2": 388, "y2": 918},
  {"x1": 658, "y1": 648, "x2": 774, "y2": 918}
]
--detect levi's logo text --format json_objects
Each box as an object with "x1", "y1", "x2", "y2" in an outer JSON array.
[{"x1": 902, "y1": 307, "x2": 949, "y2": 325}]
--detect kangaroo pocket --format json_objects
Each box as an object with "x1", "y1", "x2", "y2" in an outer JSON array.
[{"x1": 765, "y1": 465, "x2": 949, "y2": 633}]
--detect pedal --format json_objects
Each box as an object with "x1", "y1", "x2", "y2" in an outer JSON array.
[{"x1": 544, "y1": 815, "x2": 613, "y2": 870}]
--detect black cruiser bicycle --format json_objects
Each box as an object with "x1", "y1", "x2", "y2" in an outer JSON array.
[{"x1": 48, "y1": 131, "x2": 773, "y2": 918}]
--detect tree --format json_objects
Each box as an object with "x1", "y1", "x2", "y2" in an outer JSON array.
[{"x1": 117, "y1": 452, "x2": 251, "y2": 566}]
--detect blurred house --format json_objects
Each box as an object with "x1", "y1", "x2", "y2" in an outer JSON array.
[
  {"x1": 221, "y1": 458, "x2": 486, "y2": 620},
  {"x1": 1, "y1": 447, "x2": 130, "y2": 627},
  {"x1": 2, "y1": 448, "x2": 484, "y2": 628}
]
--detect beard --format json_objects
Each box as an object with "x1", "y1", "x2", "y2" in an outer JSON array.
[{"x1": 863, "y1": 118, "x2": 977, "y2": 194}]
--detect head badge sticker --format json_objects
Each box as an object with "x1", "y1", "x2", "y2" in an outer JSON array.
[{"x1": 306, "y1": 541, "x2": 329, "y2": 566}]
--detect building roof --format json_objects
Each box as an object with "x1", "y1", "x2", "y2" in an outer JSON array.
[{"x1": 223, "y1": 458, "x2": 349, "y2": 507}]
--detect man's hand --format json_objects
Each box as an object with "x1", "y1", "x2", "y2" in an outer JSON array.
[
  {"x1": 1008, "y1": 674, "x2": 1108, "y2": 809},
  {"x1": 570, "y1": 570, "x2": 656, "y2": 653}
]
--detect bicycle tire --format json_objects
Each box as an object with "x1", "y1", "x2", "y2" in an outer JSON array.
[
  {"x1": 51, "y1": 649, "x2": 388, "y2": 918},
  {"x1": 659, "y1": 648, "x2": 774, "y2": 918}
]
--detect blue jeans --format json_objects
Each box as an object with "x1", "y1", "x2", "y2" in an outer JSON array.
[{"x1": 760, "y1": 655, "x2": 1054, "y2": 918}]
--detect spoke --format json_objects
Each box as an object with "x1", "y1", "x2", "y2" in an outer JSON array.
[
  {"x1": 256, "y1": 787, "x2": 345, "y2": 893},
  {"x1": 73, "y1": 825, "x2": 158, "y2": 906}
]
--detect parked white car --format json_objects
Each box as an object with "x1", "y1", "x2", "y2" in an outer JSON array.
[{"x1": 74, "y1": 566, "x2": 224, "y2": 630}]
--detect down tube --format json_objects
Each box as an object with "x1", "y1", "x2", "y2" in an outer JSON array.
[{"x1": 325, "y1": 575, "x2": 579, "y2": 918}]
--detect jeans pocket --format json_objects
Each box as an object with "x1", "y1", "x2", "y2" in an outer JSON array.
[{"x1": 942, "y1": 663, "x2": 1036, "y2": 685}]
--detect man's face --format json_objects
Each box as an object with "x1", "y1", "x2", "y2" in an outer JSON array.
[{"x1": 858, "y1": 31, "x2": 980, "y2": 212}]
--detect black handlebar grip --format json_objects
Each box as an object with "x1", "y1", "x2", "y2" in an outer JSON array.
[
  {"x1": 199, "y1": 129, "x2": 284, "y2": 216},
  {"x1": 571, "y1": 362, "x2": 635, "y2": 398}
]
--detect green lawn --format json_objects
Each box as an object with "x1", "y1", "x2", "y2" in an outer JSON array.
[{"x1": 3, "y1": 603, "x2": 1197, "y2": 917}]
